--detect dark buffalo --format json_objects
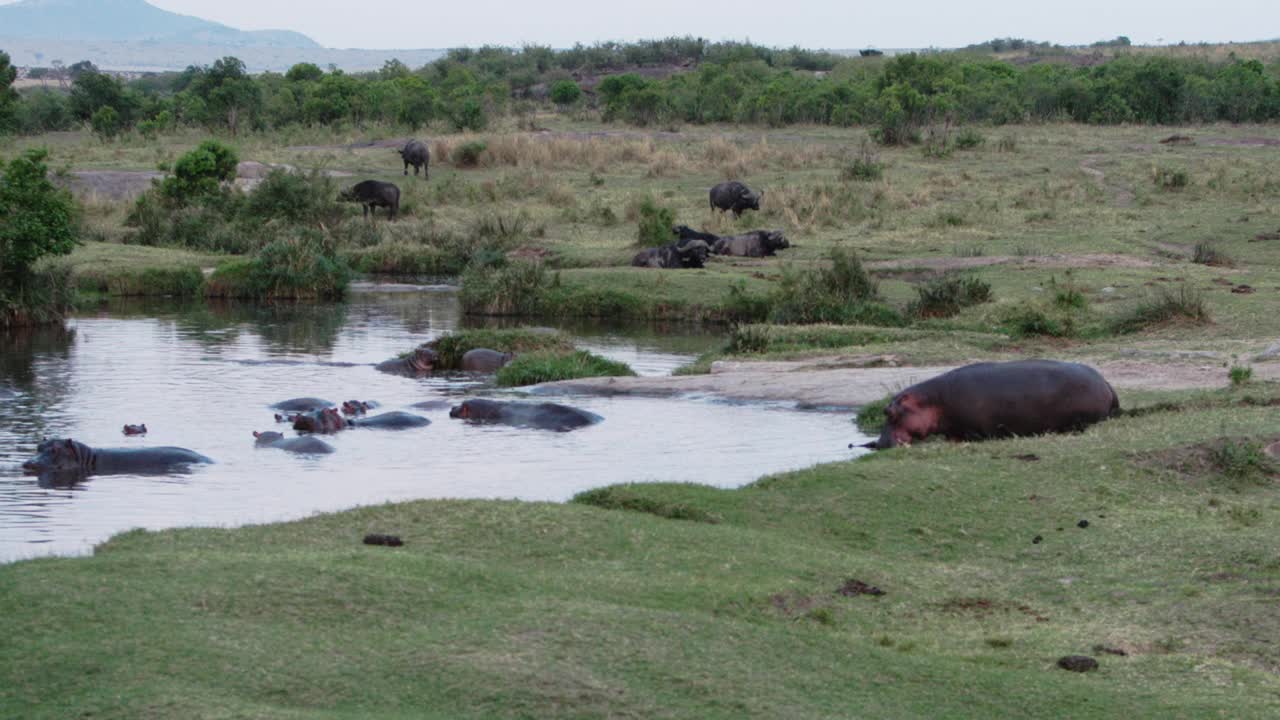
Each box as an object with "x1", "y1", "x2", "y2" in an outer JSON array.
[
  {"x1": 293, "y1": 408, "x2": 349, "y2": 434},
  {"x1": 270, "y1": 397, "x2": 334, "y2": 412},
  {"x1": 253, "y1": 431, "x2": 335, "y2": 455},
  {"x1": 866, "y1": 360, "x2": 1119, "y2": 450},
  {"x1": 632, "y1": 239, "x2": 711, "y2": 269},
  {"x1": 449, "y1": 399, "x2": 602, "y2": 432},
  {"x1": 122, "y1": 424, "x2": 147, "y2": 436},
  {"x1": 673, "y1": 225, "x2": 719, "y2": 244},
  {"x1": 398, "y1": 139, "x2": 430, "y2": 178},
  {"x1": 709, "y1": 181, "x2": 762, "y2": 217},
  {"x1": 711, "y1": 230, "x2": 789, "y2": 258},
  {"x1": 461, "y1": 348, "x2": 515, "y2": 372},
  {"x1": 22, "y1": 438, "x2": 212, "y2": 477},
  {"x1": 349, "y1": 411, "x2": 431, "y2": 430},
  {"x1": 339, "y1": 180, "x2": 400, "y2": 220},
  {"x1": 375, "y1": 346, "x2": 439, "y2": 376}
]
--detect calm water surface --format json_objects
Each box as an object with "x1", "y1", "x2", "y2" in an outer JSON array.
[{"x1": 0, "y1": 287, "x2": 869, "y2": 562}]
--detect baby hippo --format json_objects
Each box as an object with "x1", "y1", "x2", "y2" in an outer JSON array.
[{"x1": 253, "y1": 431, "x2": 335, "y2": 455}]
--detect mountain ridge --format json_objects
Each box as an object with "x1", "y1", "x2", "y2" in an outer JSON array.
[{"x1": 0, "y1": 0, "x2": 320, "y2": 48}]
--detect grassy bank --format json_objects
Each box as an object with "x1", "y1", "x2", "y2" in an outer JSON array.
[{"x1": 4, "y1": 384, "x2": 1280, "y2": 717}]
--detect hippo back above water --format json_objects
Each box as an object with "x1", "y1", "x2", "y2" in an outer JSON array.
[
  {"x1": 22, "y1": 438, "x2": 213, "y2": 477},
  {"x1": 461, "y1": 348, "x2": 515, "y2": 372},
  {"x1": 868, "y1": 360, "x2": 1119, "y2": 449},
  {"x1": 449, "y1": 399, "x2": 602, "y2": 432},
  {"x1": 253, "y1": 431, "x2": 335, "y2": 454}
]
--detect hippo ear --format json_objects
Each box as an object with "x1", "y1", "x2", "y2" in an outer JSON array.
[
  {"x1": 63, "y1": 439, "x2": 78, "y2": 458},
  {"x1": 253, "y1": 431, "x2": 261, "y2": 438}
]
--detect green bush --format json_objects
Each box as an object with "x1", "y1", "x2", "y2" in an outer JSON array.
[
  {"x1": 1154, "y1": 166, "x2": 1189, "y2": 190},
  {"x1": 495, "y1": 349, "x2": 636, "y2": 387},
  {"x1": 953, "y1": 128, "x2": 985, "y2": 149},
  {"x1": 0, "y1": 149, "x2": 78, "y2": 325},
  {"x1": 856, "y1": 394, "x2": 895, "y2": 433},
  {"x1": 1191, "y1": 242, "x2": 1233, "y2": 267},
  {"x1": 160, "y1": 140, "x2": 239, "y2": 205},
  {"x1": 635, "y1": 196, "x2": 675, "y2": 247},
  {"x1": 1000, "y1": 302, "x2": 1075, "y2": 338},
  {"x1": 549, "y1": 80, "x2": 582, "y2": 105},
  {"x1": 1230, "y1": 365, "x2": 1253, "y2": 386},
  {"x1": 452, "y1": 141, "x2": 488, "y2": 168},
  {"x1": 1108, "y1": 285, "x2": 1209, "y2": 335},
  {"x1": 90, "y1": 105, "x2": 122, "y2": 141},
  {"x1": 205, "y1": 230, "x2": 350, "y2": 300},
  {"x1": 240, "y1": 169, "x2": 340, "y2": 226},
  {"x1": 906, "y1": 275, "x2": 992, "y2": 318},
  {"x1": 458, "y1": 260, "x2": 548, "y2": 315},
  {"x1": 426, "y1": 328, "x2": 574, "y2": 369},
  {"x1": 767, "y1": 248, "x2": 900, "y2": 325}
]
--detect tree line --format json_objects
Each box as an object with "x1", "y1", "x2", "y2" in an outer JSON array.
[{"x1": 1, "y1": 38, "x2": 1278, "y2": 142}]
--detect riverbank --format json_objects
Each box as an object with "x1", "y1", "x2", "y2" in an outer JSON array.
[{"x1": 4, "y1": 379, "x2": 1280, "y2": 717}]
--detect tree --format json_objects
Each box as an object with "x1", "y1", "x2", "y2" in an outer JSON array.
[
  {"x1": 285, "y1": 62, "x2": 323, "y2": 83},
  {"x1": 160, "y1": 140, "x2": 239, "y2": 205},
  {"x1": 0, "y1": 51, "x2": 18, "y2": 132},
  {"x1": 189, "y1": 57, "x2": 262, "y2": 134},
  {"x1": 0, "y1": 149, "x2": 79, "y2": 284},
  {"x1": 90, "y1": 105, "x2": 122, "y2": 141}
]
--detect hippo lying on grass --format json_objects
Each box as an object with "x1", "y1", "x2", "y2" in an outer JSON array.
[
  {"x1": 253, "y1": 431, "x2": 335, "y2": 454},
  {"x1": 449, "y1": 399, "x2": 601, "y2": 432},
  {"x1": 863, "y1": 360, "x2": 1119, "y2": 450},
  {"x1": 22, "y1": 438, "x2": 212, "y2": 477},
  {"x1": 461, "y1": 348, "x2": 515, "y2": 372}
]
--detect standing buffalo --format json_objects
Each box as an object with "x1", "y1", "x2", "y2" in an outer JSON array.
[
  {"x1": 632, "y1": 239, "x2": 711, "y2": 269},
  {"x1": 710, "y1": 181, "x2": 762, "y2": 217},
  {"x1": 399, "y1": 139, "x2": 430, "y2": 178},
  {"x1": 711, "y1": 230, "x2": 789, "y2": 258},
  {"x1": 339, "y1": 180, "x2": 400, "y2": 220},
  {"x1": 865, "y1": 360, "x2": 1119, "y2": 450}
]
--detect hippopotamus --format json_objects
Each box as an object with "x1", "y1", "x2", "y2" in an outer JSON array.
[
  {"x1": 349, "y1": 411, "x2": 431, "y2": 430},
  {"x1": 461, "y1": 348, "x2": 515, "y2": 372},
  {"x1": 865, "y1": 360, "x2": 1120, "y2": 450},
  {"x1": 398, "y1": 139, "x2": 430, "y2": 178},
  {"x1": 341, "y1": 400, "x2": 379, "y2": 416},
  {"x1": 253, "y1": 431, "x2": 335, "y2": 454},
  {"x1": 376, "y1": 346, "x2": 439, "y2": 377},
  {"x1": 339, "y1": 180, "x2": 400, "y2": 220},
  {"x1": 709, "y1": 181, "x2": 762, "y2": 217},
  {"x1": 409, "y1": 399, "x2": 452, "y2": 411},
  {"x1": 270, "y1": 398, "x2": 334, "y2": 412},
  {"x1": 293, "y1": 407, "x2": 349, "y2": 434},
  {"x1": 22, "y1": 438, "x2": 212, "y2": 477},
  {"x1": 122, "y1": 424, "x2": 147, "y2": 436},
  {"x1": 449, "y1": 399, "x2": 602, "y2": 432}
]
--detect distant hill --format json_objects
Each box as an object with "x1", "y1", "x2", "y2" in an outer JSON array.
[{"x1": 0, "y1": 0, "x2": 319, "y2": 48}]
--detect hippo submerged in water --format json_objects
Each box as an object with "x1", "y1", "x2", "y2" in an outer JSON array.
[
  {"x1": 271, "y1": 398, "x2": 334, "y2": 412},
  {"x1": 253, "y1": 431, "x2": 335, "y2": 455},
  {"x1": 376, "y1": 346, "x2": 439, "y2": 377},
  {"x1": 450, "y1": 399, "x2": 601, "y2": 432},
  {"x1": 864, "y1": 360, "x2": 1119, "y2": 450},
  {"x1": 22, "y1": 438, "x2": 212, "y2": 477},
  {"x1": 294, "y1": 408, "x2": 430, "y2": 433}
]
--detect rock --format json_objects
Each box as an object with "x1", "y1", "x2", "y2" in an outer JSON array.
[
  {"x1": 1057, "y1": 655, "x2": 1099, "y2": 672},
  {"x1": 362, "y1": 533, "x2": 404, "y2": 547}
]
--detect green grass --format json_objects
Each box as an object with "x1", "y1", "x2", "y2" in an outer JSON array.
[
  {"x1": 5, "y1": 385, "x2": 1280, "y2": 717},
  {"x1": 40, "y1": 241, "x2": 223, "y2": 298},
  {"x1": 495, "y1": 349, "x2": 636, "y2": 387}
]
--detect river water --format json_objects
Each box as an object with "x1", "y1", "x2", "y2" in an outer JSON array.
[{"x1": 0, "y1": 286, "x2": 869, "y2": 562}]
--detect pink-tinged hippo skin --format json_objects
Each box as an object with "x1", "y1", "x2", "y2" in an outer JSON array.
[
  {"x1": 376, "y1": 347, "x2": 439, "y2": 377},
  {"x1": 867, "y1": 360, "x2": 1119, "y2": 450},
  {"x1": 23, "y1": 438, "x2": 212, "y2": 477},
  {"x1": 292, "y1": 408, "x2": 349, "y2": 434}
]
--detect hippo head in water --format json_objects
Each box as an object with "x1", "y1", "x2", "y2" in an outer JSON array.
[
  {"x1": 407, "y1": 347, "x2": 439, "y2": 374},
  {"x1": 22, "y1": 439, "x2": 90, "y2": 474},
  {"x1": 253, "y1": 431, "x2": 286, "y2": 447}
]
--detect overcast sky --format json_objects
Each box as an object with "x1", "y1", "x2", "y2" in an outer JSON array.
[{"x1": 104, "y1": 0, "x2": 1280, "y2": 50}]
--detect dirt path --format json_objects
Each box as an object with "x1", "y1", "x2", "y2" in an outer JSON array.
[
  {"x1": 532, "y1": 356, "x2": 1280, "y2": 408},
  {"x1": 866, "y1": 252, "x2": 1158, "y2": 273}
]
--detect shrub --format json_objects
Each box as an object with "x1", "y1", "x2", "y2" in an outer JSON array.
[
  {"x1": 495, "y1": 349, "x2": 636, "y2": 386},
  {"x1": 240, "y1": 169, "x2": 341, "y2": 226},
  {"x1": 635, "y1": 196, "x2": 675, "y2": 247},
  {"x1": 204, "y1": 230, "x2": 350, "y2": 300},
  {"x1": 1230, "y1": 365, "x2": 1253, "y2": 386},
  {"x1": 841, "y1": 141, "x2": 883, "y2": 181},
  {"x1": 996, "y1": 135, "x2": 1018, "y2": 152},
  {"x1": 90, "y1": 105, "x2": 122, "y2": 141},
  {"x1": 856, "y1": 394, "x2": 894, "y2": 433},
  {"x1": 452, "y1": 140, "x2": 488, "y2": 168},
  {"x1": 1153, "y1": 166, "x2": 1189, "y2": 190},
  {"x1": 768, "y1": 248, "x2": 902, "y2": 325},
  {"x1": 953, "y1": 128, "x2": 985, "y2": 149},
  {"x1": 1108, "y1": 285, "x2": 1209, "y2": 334},
  {"x1": 1050, "y1": 273, "x2": 1088, "y2": 309},
  {"x1": 458, "y1": 260, "x2": 548, "y2": 315},
  {"x1": 906, "y1": 275, "x2": 993, "y2": 318},
  {"x1": 160, "y1": 140, "x2": 239, "y2": 205},
  {"x1": 549, "y1": 80, "x2": 582, "y2": 105},
  {"x1": 428, "y1": 328, "x2": 574, "y2": 369},
  {"x1": 0, "y1": 149, "x2": 78, "y2": 325},
  {"x1": 1191, "y1": 242, "x2": 1233, "y2": 267},
  {"x1": 1000, "y1": 302, "x2": 1075, "y2": 338},
  {"x1": 1210, "y1": 440, "x2": 1274, "y2": 485}
]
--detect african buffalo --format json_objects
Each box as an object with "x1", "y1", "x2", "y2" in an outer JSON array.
[
  {"x1": 632, "y1": 239, "x2": 711, "y2": 269},
  {"x1": 711, "y1": 230, "x2": 789, "y2": 258},
  {"x1": 339, "y1": 180, "x2": 400, "y2": 220},
  {"x1": 398, "y1": 139, "x2": 430, "y2": 178},
  {"x1": 709, "y1": 181, "x2": 762, "y2": 217}
]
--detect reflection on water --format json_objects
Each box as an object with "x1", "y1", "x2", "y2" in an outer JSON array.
[{"x1": 0, "y1": 289, "x2": 868, "y2": 562}]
